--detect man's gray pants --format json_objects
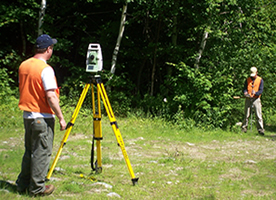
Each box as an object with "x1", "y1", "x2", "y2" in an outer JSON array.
[
  {"x1": 16, "y1": 118, "x2": 55, "y2": 194},
  {"x1": 241, "y1": 98, "x2": 264, "y2": 132}
]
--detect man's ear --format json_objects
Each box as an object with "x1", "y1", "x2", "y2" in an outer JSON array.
[{"x1": 46, "y1": 46, "x2": 52, "y2": 53}]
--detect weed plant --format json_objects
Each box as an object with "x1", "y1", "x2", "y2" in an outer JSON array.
[{"x1": 0, "y1": 97, "x2": 276, "y2": 199}]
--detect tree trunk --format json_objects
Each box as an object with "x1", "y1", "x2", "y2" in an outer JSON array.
[
  {"x1": 20, "y1": 21, "x2": 26, "y2": 55},
  {"x1": 110, "y1": 3, "x2": 127, "y2": 75},
  {"x1": 38, "y1": 0, "x2": 46, "y2": 36},
  {"x1": 166, "y1": 0, "x2": 179, "y2": 96},
  {"x1": 194, "y1": 30, "x2": 209, "y2": 69},
  {"x1": 150, "y1": 19, "x2": 161, "y2": 96},
  {"x1": 171, "y1": 1, "x2": 178, "y2": 46},
  {"x1": 136, "y1": 57, "x2": 147, "y2": 95}
]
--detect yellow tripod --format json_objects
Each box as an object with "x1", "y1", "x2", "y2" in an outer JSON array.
[{"x1": 46, "y1": 75, "x2": 139, "y2": 185}]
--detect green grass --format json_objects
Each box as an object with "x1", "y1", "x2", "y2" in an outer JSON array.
[{"x1": 0, "y1": 99, "x2": 276, "y2": 199}]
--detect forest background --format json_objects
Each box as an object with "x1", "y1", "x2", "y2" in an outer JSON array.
[{"x1": 1, "y1": 0, "x2": 276, "y2": 130}]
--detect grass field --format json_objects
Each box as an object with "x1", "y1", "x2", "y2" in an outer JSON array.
[{"x1": 0, "y1": 98, "x2": 276, "y2": 199}]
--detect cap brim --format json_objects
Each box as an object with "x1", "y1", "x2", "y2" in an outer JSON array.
[
  {"x1": 250, "y1": 73, "x2": 256, "y2": 77},
  {"x1": 52, "y1": 38, "x2": 57, "y2": 44}
]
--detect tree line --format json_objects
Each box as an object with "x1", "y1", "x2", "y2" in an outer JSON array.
[{"x1": 1, "y1": 0, "x2": 276, "y2": 129}]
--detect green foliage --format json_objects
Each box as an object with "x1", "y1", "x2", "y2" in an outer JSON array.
[
  {"x1": 171, "y1": 106, "x2": 196, "y2": 130},
  {"x1": 166, "y1": 62, "x2": 236, "y2": 129},
  {"x1": 0, "y1": 93, "x2": 21, "y2": 130},
  {"x1": 136, "y1": 93, "x2": 166, "y2": 118},
  {"x1": 0, "y1": 68, "x2": 16, "y2": 104},
  {"x1": 1, "y1": 0, "x2": 276, "y2": 129},
  {"x1": 104, "y1": 72, "x2": 134, "y2": 116}
]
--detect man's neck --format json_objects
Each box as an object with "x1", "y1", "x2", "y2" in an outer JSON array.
[{"x1": 33, "y1": 54, "x2": 47, "y2": 63}]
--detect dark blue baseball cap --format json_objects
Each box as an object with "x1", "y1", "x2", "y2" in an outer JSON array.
[{"x1": 36, "y1": 34, "x2": 57, "y2": 49}]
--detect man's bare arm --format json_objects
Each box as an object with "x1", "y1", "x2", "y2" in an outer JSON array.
[{"x1": 46, "y1": 89, "x2": 66, "y2": 130}]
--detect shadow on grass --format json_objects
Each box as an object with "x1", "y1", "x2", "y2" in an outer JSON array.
[
  {"x1": 264, "y1": 134, "x2": 276, "y2": 141},
  {"x1": 0, "y1": 180, "x2": 30, "y2": 196},
  {"x1": 265, "y1": 124, "x2": 276, "y2": 133},
  {"x1": 0, "y1": 180, "x2": 17, "y2": 193},
  {"x1": 197, "y1": 194, "x2": 216, "y2": 200}
]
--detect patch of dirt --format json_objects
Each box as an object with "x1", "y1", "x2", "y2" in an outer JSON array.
[
  {"x1": 132, "y1": 138, "x2": 276, "y2": 164},
  {"x1": 67, "y1": 133, "x2": 89, "y2": 141}
]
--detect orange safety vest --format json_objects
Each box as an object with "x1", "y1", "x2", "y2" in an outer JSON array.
[
  {"x1": 18, "y1": 57, "x2": 59, "y2": 114},
  {"x1": 247, "y1": 76, "x2": 262, "y2": 98}
]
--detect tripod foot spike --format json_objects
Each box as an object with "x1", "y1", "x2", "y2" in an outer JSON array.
[{"x1": 131, "y1": 178, "x2": 139, "y2": 186}]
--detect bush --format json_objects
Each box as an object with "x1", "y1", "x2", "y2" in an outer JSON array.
[{"x1": 0, "y1": 67, "x2": 15, "y2": 104}]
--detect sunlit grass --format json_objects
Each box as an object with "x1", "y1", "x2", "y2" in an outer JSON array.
[{"x1": 0, "y1": 99, "x2": 276, "y2": 199}]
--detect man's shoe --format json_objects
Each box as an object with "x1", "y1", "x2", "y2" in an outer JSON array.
[
  {"x1": 41, "y1": 184, "x2": 55, "y2": 196},
  {"x1": 258, "y1": 131, "x2": 265, "y2": 136},
  {"x1": 241, "y1": 127, "x2": 247, "y2": 133},
  {"x1": 31, "y1": 185, "x2": 55, "y2": 197}
]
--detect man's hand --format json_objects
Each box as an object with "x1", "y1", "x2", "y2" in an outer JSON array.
[
  {"x1": 244, "y1": 92, "x2": 250, "y2": 98},
  {"x1": 59, "y1": 119, "x2": 66, "y2": 131}
]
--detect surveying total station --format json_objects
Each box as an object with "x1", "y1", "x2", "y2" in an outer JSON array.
[
  {"x1": 86, "y1": 43, "x2": 103, "y2": 73},
  {"x1": 46, "y1": 43, "x2": 139, "y2": 185}
]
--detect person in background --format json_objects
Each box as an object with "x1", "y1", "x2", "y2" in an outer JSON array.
[
  {"x1": 16, "y1": 34, "x2": 66, "y2": 196},
  {"x1": 241, "y1": 66, "x2": 265, "y2": 135}
]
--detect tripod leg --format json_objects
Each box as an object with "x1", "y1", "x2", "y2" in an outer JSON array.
[
  {"x1": 97, "y1": 82, "x2": 139, "y2": 185},
  {"x1": 91, "y1": 85, "x2": 95, "y2": 171},
  {"x1": 46, "y1": 83, "x2": 91, "y2": 180},
  {"x1": 251, "y1": 110, "x2": 252, "y2": 131},
  {"x1": 91, "y1": 84, "x2": 103, "y2": 173},
  {"x1": 251, "y1": 100, "x2": 253, "y2": 132}
]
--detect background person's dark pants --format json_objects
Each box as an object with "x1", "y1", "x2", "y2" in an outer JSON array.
[{"x1": 16, "y1": 117, "x2": 55, "y2": 195}]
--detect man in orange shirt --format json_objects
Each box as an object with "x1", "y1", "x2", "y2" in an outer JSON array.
[
  {"x1": 16, "y1": 34, "x2": 66, "y2": 196},
  {"x1": 241, "y1": 66, "x2": 264, "y2": 135}
]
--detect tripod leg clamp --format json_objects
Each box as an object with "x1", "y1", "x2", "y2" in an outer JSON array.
[
  {"x1": 93, "y1": 137, "x2": 103, "y2": 140},
  {"x1": 66, "y1": 122, "x2": 74, "y2": 129},
  {"x1": 110, "y1": 121, "x2": 118, "y2": 128}
]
